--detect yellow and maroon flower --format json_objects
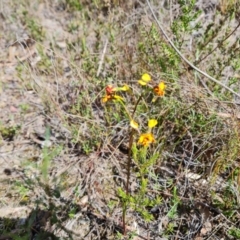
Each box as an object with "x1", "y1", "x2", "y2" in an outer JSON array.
[
  {"x1": 153, "y1": 82, "x2": 166, "y2": 96},
  {"x1": 102, "y1": 85, "x2": 127, "y2": 103},
  {"x1": 102, "y1": 94, "x2": 123, "y2": 103},
  {"x1": 138, "y1": 133, "x2": 155, "y2": 147}
]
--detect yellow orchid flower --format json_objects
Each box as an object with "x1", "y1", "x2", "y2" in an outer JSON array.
[
  {"x1": 102, "y1": 94, "x2": 124, "y2": 103},
  {"x1": 153, "y1": 82, "x2": 166, "y2": 96},
  {"x1": 102, "y1": 84, "x2": 127, "y2": 103},
  {"x1": 138, "y1": 133, "x2": 155, "y2": 147},
  {"x1": 138, "y1": 73, "x2": 151, "y2": 86}
]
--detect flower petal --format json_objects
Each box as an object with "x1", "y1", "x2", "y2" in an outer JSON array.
[
  {"x1": 159, "y1": 82, "x2": 166, "y2": 91},
  {"x1": 138, "y1": 80, "x2": 148, "y2": 86},
  {"x1": 142, "y1": 73, "x2": 151, "y2": 82},
  {"x1": 154, "y1": 82, "x2": 166, "y2": 96},
  {"x1": 138, "y1": 73, "x2": 151, "y2": 86},
  {"x1": 130, "y1": 120, "x2": 139, "y2": 129},
  {"x1": 113, "y1": 95, "x2": 124, "y2": 101},
  {"x1": 148, "y1": 119, "x2": 158, "y2": 128},
  {"x1": 138, "y1": 133, "x2": 155, "y2": 147},
  {"x1": 105, "y1": 85, "x2": 115, "y2": 94},
  {"x1": 120, "y1": 85, "x2": 130, "y2": 91},
  {"x1": 102, "y1": 95, "x2": 111, "y2": 103}
]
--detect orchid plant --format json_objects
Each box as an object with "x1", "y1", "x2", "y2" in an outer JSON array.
[{"x1": 102, "y1": 73, "x2": 166, "y2": 236}]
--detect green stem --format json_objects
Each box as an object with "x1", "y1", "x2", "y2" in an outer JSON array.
[
  {"x1": 126, "y1": 129, "x2": 134, "y2": 195},
  {"x1": 122, "y1": 200, "x2": 127, "y2": 235},
  {"x1": 118, "y1": 95, "x2": 142, "y2": 235},
  {"x1": 117, "y1": 99, "x2": 131, "y2": 119},
  {"x1": 132, "y1": 95, "x2": 142, "y2": 118},
  {"x1": 122, "y1": 128, "x2": 134, "y2": 236}
]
